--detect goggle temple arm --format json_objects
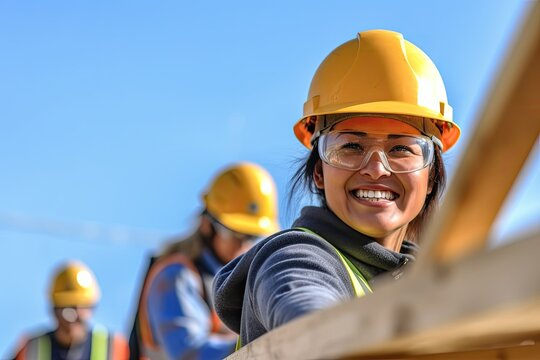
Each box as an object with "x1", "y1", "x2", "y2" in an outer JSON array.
[{"x1": 430, "y1": 135, "x2": 443, "y2": 150}]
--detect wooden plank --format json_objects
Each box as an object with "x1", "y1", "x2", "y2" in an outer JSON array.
[
  {"x1": 228, "y1": 230, "x2": 540, "y2": 359},
  {"x1": 343, "y1": 342, "x2": 540, "y2": 360},
  {"x1": 417, "y1": 1, "x2": 540, "y2": 264}
]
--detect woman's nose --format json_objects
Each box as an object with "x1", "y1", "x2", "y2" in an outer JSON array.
[{"x1": 358, "y1": 151, "x2": 392, "y2": 179}]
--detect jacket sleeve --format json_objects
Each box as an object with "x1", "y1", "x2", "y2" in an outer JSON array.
[
  {"x1": 146, "y1": 263, "x2": 235, "y2": 360},
  {"x1": 248, "y1": 232, "x2": 355, "y2": 331}
]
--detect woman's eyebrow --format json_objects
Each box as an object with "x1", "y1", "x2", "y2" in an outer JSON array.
[
  {"x1": 340, "y1": 131, "x2": 404, "y2": 139},
  {"x1": 387, "y1": 134, "x2": 416, "y2": 139},
  {"x1": 338, "y1": 130, "x2": 368, "y2": 137},
  {"x1": 337, "y1": 131, "x2": 417, "y2": 140}
]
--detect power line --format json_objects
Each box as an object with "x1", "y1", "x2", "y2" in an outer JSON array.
[{"x1": 0, "y1": 212, "x2": 176, "y2": 246}]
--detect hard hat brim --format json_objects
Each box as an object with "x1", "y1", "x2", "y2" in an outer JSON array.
[
  {"x1": 52, "y1": 291, "x2": 100, "y2": 308},
  {"x1": 216, "y1": 213, "x2": 280, "y2": 237},
  {"x1": 295, "y1": 101, "x2": 461, "y2": 152}
]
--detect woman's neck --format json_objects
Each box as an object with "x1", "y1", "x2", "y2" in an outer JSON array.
[{"x1": 375, "y1": 226, "x2": 407, "y2": 252}]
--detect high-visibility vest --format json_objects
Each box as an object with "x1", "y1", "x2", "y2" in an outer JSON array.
[
  {"x1": 235, "y1": 228, "x2": 372, "y2": 349},
  {"x1": 135, "y1": 253, "x2": 224, "y2": 360},
  {"x1": 16, "y1": 326, "x2": 128, "y2": 360},
  {"x1": 297, "y1": 227, "x2": 372, "y2": 296}
]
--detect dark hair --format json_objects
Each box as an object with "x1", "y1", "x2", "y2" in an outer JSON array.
[
  {"x1": 288, "y1": 143, "x2": 446, "y2": 243},
  {"x1": 288, "y1": 143, "x2": 326, "y2": 210}
]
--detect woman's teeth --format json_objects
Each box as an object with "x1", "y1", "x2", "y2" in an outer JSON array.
[{"x1": 354, "y1": 189, "x2": 396, "y2": 201}]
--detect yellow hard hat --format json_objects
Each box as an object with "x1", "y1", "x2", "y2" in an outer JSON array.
[
  {"x1": 294, "y1": 29, "x2": 461, "y2": 152},
  {"x1": 49, "y1": 261, "x2": 101, "y2": 308},
  {"x1": 203, "y1": 162, "x2": 280, "y2": 237}
]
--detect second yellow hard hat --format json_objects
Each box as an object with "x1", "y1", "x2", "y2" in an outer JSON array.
[{"x1": 203, "y1": 162, "x2": 280, "y2": 237}]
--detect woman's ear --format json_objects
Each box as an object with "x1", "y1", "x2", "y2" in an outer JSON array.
[{"x1": 313, "y1": 160, "x2": 325, "y2": 190}]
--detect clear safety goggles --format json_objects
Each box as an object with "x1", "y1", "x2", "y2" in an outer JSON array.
[{"x1": 318, "y1": 130, "x2": 439, "y2": 174}]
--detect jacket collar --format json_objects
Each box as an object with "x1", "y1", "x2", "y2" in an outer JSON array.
[{"x1": 292, "y1": 206, "x2": 417, "y2": 279}]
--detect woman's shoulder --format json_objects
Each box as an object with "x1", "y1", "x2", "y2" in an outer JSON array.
[
  {"x1": 254, "y1": 228, "x2": 342, "y2": 261},
  {"x1": 262, "y1": 227, "x2": 328, "y2": 244},
  {"x1": 245, "y1": 227, "x2": 356, "y2": 297}
]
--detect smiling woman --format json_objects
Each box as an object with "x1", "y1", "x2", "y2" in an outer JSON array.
[{"x1": 212, "y1": 29, "x2": 461, "y2": 349}]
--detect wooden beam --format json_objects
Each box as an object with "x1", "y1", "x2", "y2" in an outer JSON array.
[
  {"x1": 417, "y1": 1, "x2": 540, "y2": 264},
  {"x1": 228, "y1": 230, "x2": 540, "y2": 359},
  {"x1": 343, "y1": 342, "x2": 540, "y2": 360}
]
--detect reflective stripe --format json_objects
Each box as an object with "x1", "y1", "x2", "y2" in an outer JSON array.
[
  {"x1": 91, "y1": 326, "x2": 109, "y2": 360},
  {"x1": 296, "y1": 227, "x2": 372, "y2": 296},
  {"x1": 333, "y1": 248, "x2": 372, "y2": 296},
  {"x1": 37, "y1": 336, "x2": 51, "y2": 360}
]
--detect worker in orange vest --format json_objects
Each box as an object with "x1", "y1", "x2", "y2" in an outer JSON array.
[
  {"x1": 12, "y1": 260, "x2": 129, "y2": 360},
  {"x1": 129, "y1": 162, "x2": 280, "y2": 360}
]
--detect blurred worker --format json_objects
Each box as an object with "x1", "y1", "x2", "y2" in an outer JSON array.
[
  {"x1": 13, "y1": 260, "x2": 129, "y2": 360},
  {"x1": 129, "y1": 162, "x2": 280, "y2": 360}
]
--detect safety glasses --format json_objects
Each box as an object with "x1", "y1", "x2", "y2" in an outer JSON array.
[
  {"x1": 54, "y1": 306, "x2": 94, "y2": 322},
  {"x1": 318, "y1": 130, "x2": 437, "y2": 173}
]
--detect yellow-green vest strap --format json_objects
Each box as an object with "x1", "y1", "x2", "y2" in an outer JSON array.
[
  {"x1": 235, "y1": 335, "x2": 242, "y2": 351},
  {"x1": 90, "y1": 325, "x2": 109, "y2": 360},
  {"x1": 34, "y1": 335, "x2": 51, "y2": 360},
  {"x1": 37, "y1": 335, "x2": 51, "y2": 360},
  {"x1": 296, "y1": 227, "x2": 372, "y2": 297},
  {"x1": 337, "y1": 249, "x2": 373, "y2": 296}
]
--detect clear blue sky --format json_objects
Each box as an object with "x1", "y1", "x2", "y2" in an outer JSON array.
[{"x1": 1, "y1": 0, "x2": 537, "y2": 356}]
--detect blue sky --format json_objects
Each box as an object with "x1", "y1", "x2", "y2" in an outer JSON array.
[{"x1": 1, "y1": 0, "x2": 538, "y2": 356}]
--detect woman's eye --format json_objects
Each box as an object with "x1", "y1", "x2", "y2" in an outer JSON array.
[
  {"x1": 389, "y1": 145, "x2": 415, "y2": 154},
  {"x1": 340, "y1": 142, "x2": 363, "y2": 151}
]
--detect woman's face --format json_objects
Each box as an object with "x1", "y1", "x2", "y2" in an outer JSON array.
[{"x1": 314, "y1": 117, "x2": 431, "y2": 240}]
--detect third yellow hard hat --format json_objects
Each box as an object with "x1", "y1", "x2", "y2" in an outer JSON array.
[
  {"x1": 50, "y1": 261, "x2": 100, "y2": 308},
  {"x1": 203, "y1": 162, "x2": 280, "y2": 237},
  {"x1": 294, "y1": 29, "x2": 461, "y2": 152}
]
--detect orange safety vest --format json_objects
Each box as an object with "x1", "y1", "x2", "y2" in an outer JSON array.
[
  {"x1": 15, "y1": 326, "x2": 128, "y2": 360},
  {"x1": 135, "y1": 253, "x2": 224, "y2": 359}
]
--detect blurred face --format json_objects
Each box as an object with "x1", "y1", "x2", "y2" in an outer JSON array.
[
  {"x1": 211, "y1": 221, "x2": 256, "y2": 263},
  {"x1": 314, "y1": 117, "x2": 432, "y2": 245},
  {"x1": 53, "y1": 306, "x2": 93, "y2": 344}
]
